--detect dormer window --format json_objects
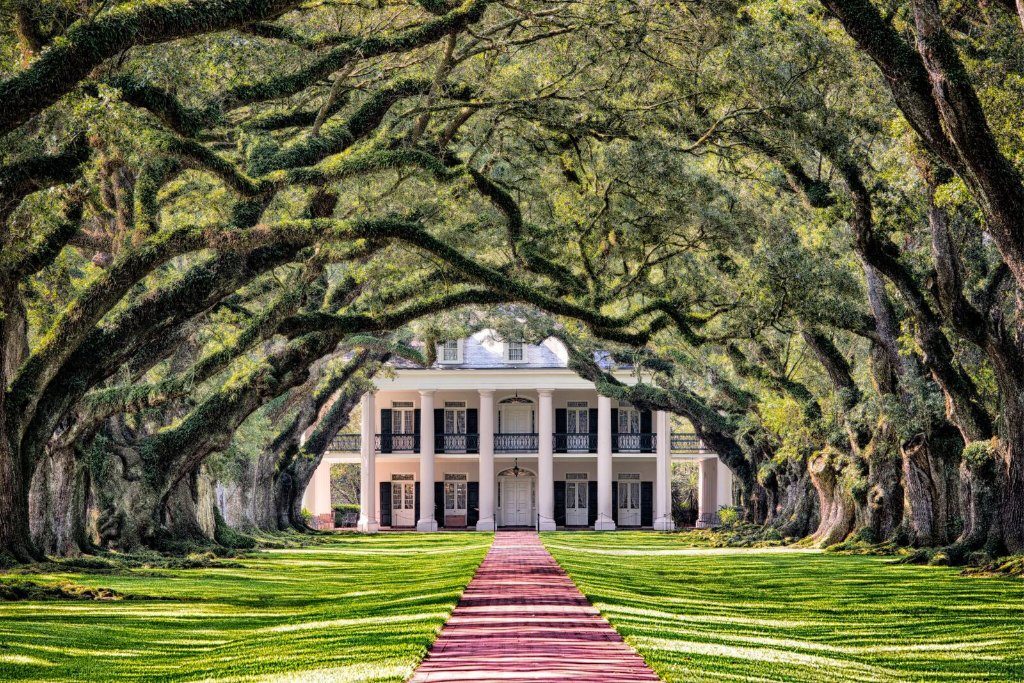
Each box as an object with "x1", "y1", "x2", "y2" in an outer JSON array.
[
  {"x1": 505, "y1": 341, "x2": 525, "y2": 363},
  {"x1": 440, "y1": 339, "x2": 462, "y2": 364}
]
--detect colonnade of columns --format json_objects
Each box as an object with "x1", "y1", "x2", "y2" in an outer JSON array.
[{"x1": 334, "y1": 389, "x2": 707, "y2": 532}]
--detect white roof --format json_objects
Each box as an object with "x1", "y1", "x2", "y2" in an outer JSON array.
[{"x1": 391, "y1": 329, "x2": 621, "y2": 370}]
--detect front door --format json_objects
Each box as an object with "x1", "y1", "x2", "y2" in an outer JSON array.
[
  {"x1": 500, "y1": 477, "x2": 534, "y2": 526},
  {"x1": 444, "y1": 477, "x2": 468, "y2": 527},
  {"x1": 391, "y1": 481, "x2": 415, "y2": 527},
  {"x1": 618, "y1": 480, "x2": 641, "y2": 526},
  {"x1": 566, "y1": 481, "x2": 589, "y2": 526}
]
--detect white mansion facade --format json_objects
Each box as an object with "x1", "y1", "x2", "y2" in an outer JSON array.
[{"x1": 303, "y1": 330, "x2": 733, "y2": 531}]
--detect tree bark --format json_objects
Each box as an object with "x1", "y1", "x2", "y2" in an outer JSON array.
[
  {"x1": 808, "y1": 447, "x2": 857, "y2": 546},
  {"x1": 901, "y1": 427, "x2": 963, "y2": 546}
]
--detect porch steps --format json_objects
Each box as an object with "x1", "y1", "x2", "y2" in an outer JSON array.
[{"x1": 408, "y1": 531, "x2": 661, "y2": 682}]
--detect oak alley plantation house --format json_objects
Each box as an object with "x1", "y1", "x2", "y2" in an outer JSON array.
[{"x1": 302, "y1": 330, "x2": 733, "y2": 532}]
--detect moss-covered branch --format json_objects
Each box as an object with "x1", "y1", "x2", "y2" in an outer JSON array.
[{"x1": 0, "y1": 0, "x2": 302, "y2": 136}]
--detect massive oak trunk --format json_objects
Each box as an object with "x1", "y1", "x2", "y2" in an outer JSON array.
[
  {"x1": 29, "y1": 444, "x2": 92, "y2": 557},
  {"x1": 808, "y1": 447, "x2": 857, "y2": 546},
  {"x1": 901, "y1": 427, "x2": 963, "y2": 546}
]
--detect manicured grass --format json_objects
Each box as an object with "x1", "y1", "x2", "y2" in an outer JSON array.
[
  {"x1": 544, "y1": 532, "x2": 1024, "y2": 682},
  {"x1": 0, "y1": 533, "x2": 491, "y2": 682}
]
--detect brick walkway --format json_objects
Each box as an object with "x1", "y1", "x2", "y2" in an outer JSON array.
[{"x1": 408, "y1": 531, "x2": 661, "y2": 682}]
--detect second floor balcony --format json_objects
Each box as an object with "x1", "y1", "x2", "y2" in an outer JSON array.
[{"x1": 330, "y1": 431, "x2": 707, "y2": 455}]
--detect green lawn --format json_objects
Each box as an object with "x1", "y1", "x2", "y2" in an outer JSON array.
[
  {"x1": 0, "y1": 533, "x2": 491, "y2": 682},
  {"x1": 544, "y1": 532, "x2": 1024, "y2": 682}
]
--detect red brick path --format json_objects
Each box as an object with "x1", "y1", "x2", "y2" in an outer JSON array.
[{"x1": 408, "y1": 531, "x2": 661, "y2": 682}]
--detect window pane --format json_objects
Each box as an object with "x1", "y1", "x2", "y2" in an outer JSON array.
[
  {"x1": 392, "y1": 486, "x2": 402, "y2": 508},
  {"x1": 566, "y1": 483, "x2": 575, "y2": 509},
  {"x1": 457, "y1": 483, "x2": 466, "y2": 509},
  {"x1": 457, "y1": 410, "x2": 466, "y2": 434},
  {"x1": 404, "y1": 484, "x2": 414, "y2": 509},
  {"x1": 567, "y1": 411, "x2": 576, "y2": 433},
  {"x1": 578, "y1": 485, "x2": 588, "y2": 508},
  {"x1": 631, "y1": 482, "x2": 640, "y2": 509},
  {"x1": 445, "y1": 483, "x2": 455, "y2": 509}
]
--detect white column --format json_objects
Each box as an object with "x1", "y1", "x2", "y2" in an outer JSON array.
[
  {"x1": 302, "y1": 459, "x2": 332, "y2": 521},
  {"x1": 595, "y1": 395, "x2": 616, "y2": 530},
  {"x1": 536, "y1": 389, "x2": 556, "y2": 530},
  {"x1": 357, "y1": 392, "x2": 379, "y2": 533},
  {"x1": 417, "y1": 390, "x2": 438, "y2": 531},
  {"x1": 654, "y1": 411, "x2": 675, "y2": 531},
  {"x1": 697, "y1": 456, "x2": 719, "y2": 528},
  {"x1": 717, "y1": 458, "x2": 733, "y2": 508},
  {"x1": 477, "y1": 390, "x2": 496, "y2": 531}
]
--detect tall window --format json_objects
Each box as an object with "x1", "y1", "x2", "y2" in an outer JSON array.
[
  {"x1": 444, "y1": 401, "x2": 467, "y2": 434},
  {"x1": 566, "y1": 401, "x2": 589, "y2": 434},
  {"x1": 506, "y1": 341, "x2": 524, "y2": 362},
  {"x1": 392, "y1": 401, "x2": 415, "y2": 434},
  {"x1": 441, "y1": 340, "x2": 460, "y2": 363},
  {"x1": 618, "y1": 405, "x2": 641, "y2": 433}
]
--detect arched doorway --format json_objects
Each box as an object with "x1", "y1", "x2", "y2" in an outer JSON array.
[{"x1": 497, "y1": 466, "x2": 536, "y2": 527}]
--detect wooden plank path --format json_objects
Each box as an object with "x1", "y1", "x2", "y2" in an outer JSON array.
[{"x1": 408, "y1": 531, "x2": 661, "y2": 682}]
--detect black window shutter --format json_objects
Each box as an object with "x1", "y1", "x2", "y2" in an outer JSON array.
[
  {"x1": 434, "y1": 409, "x2": 445, "y2": 453},
  {"x1": 414, "y1": 409, "x2": 421, "y2": 453},
  {"x1": 611, "y1": 408, "x2": 619, "y2": 452},
  {"x1": 415, "y1": 482, "x2": 421, "y2": 522},
  {"x1": 641, "y1": 481, "x2": 654, "y2": 526},
  {"x1": 588, "y1": 482, "x2": 599, "y2": 526},
  {"x1": 466, "y1": 409, "x2": 478, "y2": 453},
  {"x1": 379, "y1": 482, "x2": 392, "y2": 527},
  {"x1": 588, "y1": 409, "x2": 598, "y2": 452},
  {"x1": 380, "y1": 409, "x2": 392, "y2": 453},
  {"x1": 467, "y1": 482, "x2": 479, "y2": 527},
  {"x1": 434, "y1": 481, "x2": 444, "y2": 528},
  {"x1": 554, "y1": 481, "x2": 566, "y2": 526},
  {"x1": 611, "y1": 481, "x2": 619, "y2": 524},
  {"x1": 640, "y1": 409, "x2": 653, "y2": 452},
  {"x1": 555, "y1": 409, "x2": 567, "y2": 452}
]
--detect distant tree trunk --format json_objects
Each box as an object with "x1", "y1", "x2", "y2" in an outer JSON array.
[
  {"x1": 901, "y1": 427, "x2": 963, "y2": 546},
  {"x1": 161, "y1": 466, "x2": 217, "y2": 546},
  {"x1": 860, "y1": 423, "x2": 904, "y2": 543},
  {"x1": 808, "y1": 447, "x2": 857, "y2": 546},
  {"x1": 29, "y1": 444, "x2": 91, "y2": 556}
]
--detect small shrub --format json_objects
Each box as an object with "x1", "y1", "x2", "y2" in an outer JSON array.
[{"x1": 718, "y1": 507, "x2": 740, "y2": 527}]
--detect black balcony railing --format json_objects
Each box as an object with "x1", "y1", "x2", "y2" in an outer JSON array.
[
  {"x1": 553, "y1": 433, "x2": 597, "y2": 453},
  {"x1": 328, "y1": 433, "x2": 361, "y2": 452},
  {"x1": 435, "y1": 433, "x2": 479, "y2": 453},
  {"x1": 495, "y1": 433, "x2": 539, "y2": 453},
  {"x1": 613, "y1": 432, "x2": 656, "y2": 452},
  {"x1": 378, "y1": 433, "x2": 420, "y2": 452},
  {"x1": 670, "y1": 433, "x2": 706, "y2": 454},
  {"x1": 332, "y1": 430, "x2": 710, "y2": 455}
]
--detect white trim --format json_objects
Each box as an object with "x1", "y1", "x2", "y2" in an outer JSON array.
[
  {"x1": 439, "y1": 339, "x2": 463, "y2": 364},
  {"x1": 504, "y1": 341, "x2": 526, "y2": 363}
]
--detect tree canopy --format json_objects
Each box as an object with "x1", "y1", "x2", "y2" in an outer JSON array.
[{"x1": 2, "y1": 0, "x2": 1024, "y2": 565}]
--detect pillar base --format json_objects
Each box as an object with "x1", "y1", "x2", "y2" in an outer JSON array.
[
  {"x1": 475, "y1": 518, "x2": 496, "y2": 532},
  {"x1": 538, "y1": 519, "x2": 557, "y2": 531},
  {"x1": 594, "y1": 518, "x2": 617, "y2": 531},
  {"x1": 357, "y1": 517, "x2": 379, "y2": 533},
  {"x1": 653, "y1": 516, "x2": 676, "y2": 532},
  {"x1": 416, "y1": 518, "x2": 438, "y2": 532}
]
